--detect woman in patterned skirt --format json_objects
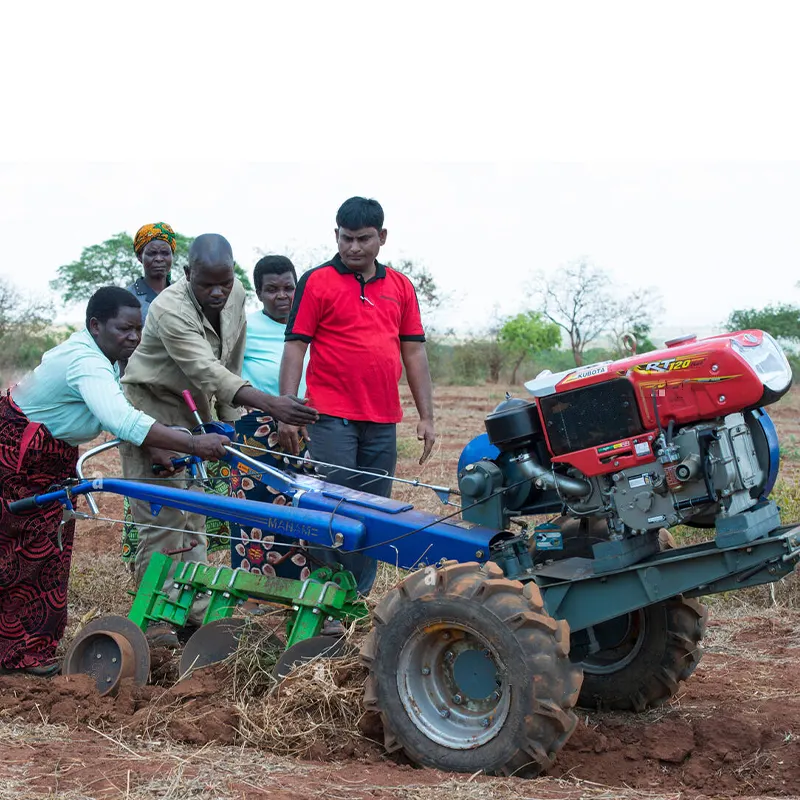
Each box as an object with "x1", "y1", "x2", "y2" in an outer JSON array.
[
  {"x1": 229, "y1": 256, "x2": 313, "y2": 579},
  {"x1": 0, "y1": 287, "x2": 229, "y2": 676}
]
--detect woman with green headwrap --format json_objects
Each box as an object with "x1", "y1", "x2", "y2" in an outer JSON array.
[{"x1": 121, "y1": 223, "x2": 232, "y2": 573}]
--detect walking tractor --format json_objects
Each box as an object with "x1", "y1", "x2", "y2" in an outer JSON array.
[{"x1": 10, "y1": 329, "x2": 798, "y2": 776}]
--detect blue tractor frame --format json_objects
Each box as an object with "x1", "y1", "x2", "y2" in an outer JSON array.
[{"x1": 13, "y1": 437, "x2": 799, "y2": 637}]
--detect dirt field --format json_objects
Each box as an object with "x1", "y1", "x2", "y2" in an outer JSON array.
[{"x1": 1, "y1": 384, "x2": 799, "y2": 800}]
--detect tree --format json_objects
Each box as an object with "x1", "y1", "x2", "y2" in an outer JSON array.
[
  {"x1": 0, "y1": 279, "x2": 53, "y2": 340},
  {"x1": 0, "y1": 278, "x2": 66, "y2": 374},
  {"x1": 532, "y1": 260, "x2": 660, "y2": 365},
  {"x1": 498, "y1": 311, "x2": 561, "y2": 384},
  {"x1": 607, "y1": 288, "x2": 660, "y2": 356},
  {"x1": 481, "y1": 336, "x2": 506, "y2": 383},
  {"x1": 532, "y1": 260, "x2": 611, "y2": 366},
  {"x1": 481, "y1": 307, "x2": 507, "y2": 383},
  {"x1": 389, "y1": 259, "x2": 444, "y2": 318},
  {"x1": 726, "y1": 304, "x2": 800, "y2": 343},
  {"x1": 52, "y1": 232, "x2": 252, "y2": 303}
]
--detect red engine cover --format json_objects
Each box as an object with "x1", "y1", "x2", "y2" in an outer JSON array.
[{"x1": 532, "y1": 330, "x2": 773, "y2": 477}]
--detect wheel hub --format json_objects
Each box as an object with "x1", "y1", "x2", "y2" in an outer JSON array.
[
  {"x1": 397, "y1": 623, "x2": 510, "y2": 749},
  {"x1": 582, "y1": 609, "x2": 645, "y2": 674},
  {"x1": 63, "y1": 614, "x2": 150, "y2": 696}
]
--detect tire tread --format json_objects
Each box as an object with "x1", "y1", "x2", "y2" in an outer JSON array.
[{"x1": 359, "y1": 561, "x2": 582, "y2": 775}]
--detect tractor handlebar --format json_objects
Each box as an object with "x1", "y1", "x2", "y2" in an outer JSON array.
[{"x1": 7, "y1": 495, "x2": 42, "y2": 514}]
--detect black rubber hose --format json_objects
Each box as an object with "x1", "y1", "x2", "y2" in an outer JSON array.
[{"x1": 697, "y1": 429, "x2": 719, "y2": 500}]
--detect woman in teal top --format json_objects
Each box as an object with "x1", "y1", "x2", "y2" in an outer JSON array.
[{"x1": 0, "y1": 287, "x2": 229, "y2": 677}]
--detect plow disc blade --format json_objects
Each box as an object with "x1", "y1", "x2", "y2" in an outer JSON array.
[
  {"x1": 179, "y1": 618, "x2": 248, "y2": 677},
  {"x1": 179, "y1": 618, "x2": 283, "y2": 677},
  {"x1": 273, "y1": 634, "x2": 355, "y2": 682},
  {"x1": 63, "y1": 615, "x2": 150, "y2": 696}
]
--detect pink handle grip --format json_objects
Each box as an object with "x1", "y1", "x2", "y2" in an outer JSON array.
[{"x1": 181, "y1": 390, "x2": 198, "y2": 414}]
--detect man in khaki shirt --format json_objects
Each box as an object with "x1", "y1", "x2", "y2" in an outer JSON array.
[{"x1": 121, "y1": 234, "x2": 317, "y2": 639}]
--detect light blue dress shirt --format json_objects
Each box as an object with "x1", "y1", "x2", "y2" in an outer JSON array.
[
  {"x1": 241, "y1": 311, "x2": 308, "y2": 397},
  {"x1": 12, "y1": 328, "x2": 156, "y2": 446}
]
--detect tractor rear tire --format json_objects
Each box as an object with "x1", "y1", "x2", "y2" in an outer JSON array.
[
  {"x1": 577, "y1": 596, "x2": 707, "y2": 711},
  {"x1": 360, "y1": 561, "x2": 583, "y2": 776}
]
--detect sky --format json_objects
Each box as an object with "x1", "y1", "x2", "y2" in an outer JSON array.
[
  {"x1": 2, "y1": 2, "x2": 799, "y2": 343},
  {"x1": 1, "y1": 162, "x2": 798, "y2": 339}
]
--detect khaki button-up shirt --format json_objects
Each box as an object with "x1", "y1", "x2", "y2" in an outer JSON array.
[{"x1": 122, "y1": 277, "x2": 249, "y2": 428}]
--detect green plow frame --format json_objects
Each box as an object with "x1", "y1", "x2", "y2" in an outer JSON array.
[{"x1": 128, "y1": 553, "x2": 369, "y2": 649}]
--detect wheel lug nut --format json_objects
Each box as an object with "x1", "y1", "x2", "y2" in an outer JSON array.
[
  {"x1": 492, "y1": 690, "x2": 501, "y2": 701},
  {"x1": 481, "y1": 718, "x2": 490, "y2": 728},
  {"x1": 421, "y1": 666, "x2": 431, "y2": 676},
  {"x1": 444, "y1": 651, "x2": 454, "y2": 663},
  {"x1": 439, "y1": 709, "x2": 450, "y2": 718},
  {"x1": 442, "y1": 632, "x2": 450, "y2": 641},
  {"x1": 452, "y1": 694, "x2": 462, "y2": 704}
]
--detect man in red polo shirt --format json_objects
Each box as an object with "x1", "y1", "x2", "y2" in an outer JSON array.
[{"x1": 279, "y1": 196, "x2": 436, "y2": 595}]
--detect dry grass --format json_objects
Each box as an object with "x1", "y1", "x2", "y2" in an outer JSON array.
[
  {"x1": 371, "y1": 560, "x2": 410, "y2": 599},
  {"x1": 59, "y1": 551, "x2": 137, "y2": 660},
  {"x1": 214, "y1": 613, "x2": 374, "y2": 759},
  {"x1": 221, "y1": 612, "x2": 286, "y2": 696},
  {"x1": 0, "y1": 716, "x2": 706, "y2": 800},
  {"x1": 235, "y1": 652, "x2": 369, "y2": 758},
  {"x1": 392, "y1": 780, "x2": 690, "y2": 800},
  {"x1": 68, "y1": 551, "x2": 135, "y2": 619},
  {"x1": 0, "y1": 719, "x2": 304, "y2": 800},
  {"x1": 670, "y1": 477, "x2": 800, "y2": 614}
]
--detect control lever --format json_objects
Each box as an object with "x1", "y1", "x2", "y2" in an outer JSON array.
[{"x1": 182, "y1": 389, "x2": 205, "y2": 428}]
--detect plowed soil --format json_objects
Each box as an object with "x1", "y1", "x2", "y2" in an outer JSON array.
[{"x1": 1, "y1": 612, "x2": 799, "y2": 799}]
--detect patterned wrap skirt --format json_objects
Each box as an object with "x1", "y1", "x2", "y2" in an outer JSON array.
[
  {"x1": 230, "y1": 411, "x2": 316, "y2": 579},
  {"x1": 0, "y1": 393, "x2": 78, "y2": 669}
]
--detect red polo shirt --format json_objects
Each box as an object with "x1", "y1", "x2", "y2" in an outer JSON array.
[{"x1": 285, "y1": 254, "x2": 425, "y2": 423}]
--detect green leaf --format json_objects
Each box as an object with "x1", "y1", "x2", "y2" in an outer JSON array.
[
  {"x1": 727, "y1": 304, "x2": 800, "y2": 343},
  {"x1": 498, "y1": 311, "x2": 562, "y2": 355}
]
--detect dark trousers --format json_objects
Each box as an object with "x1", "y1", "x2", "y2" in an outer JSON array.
[{"x1": 307, "y1": 414, "x2": 397, "y2": 595}]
